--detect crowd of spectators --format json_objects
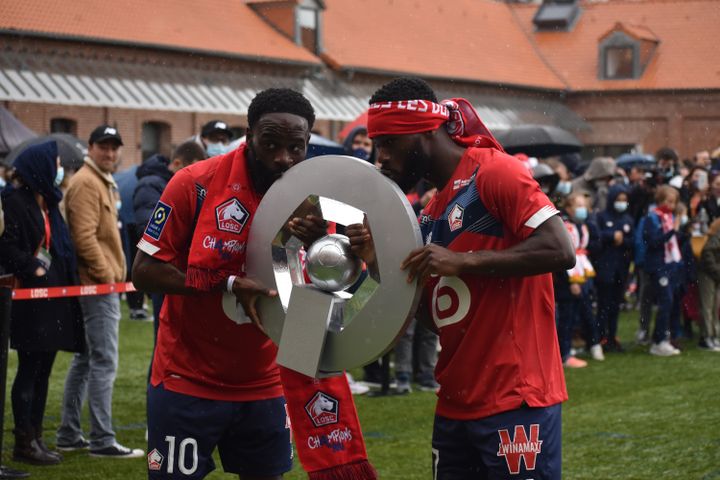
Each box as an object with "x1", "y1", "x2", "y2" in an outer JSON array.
[{"x1": 0, "y1": 114, "x2": 719, "y2": 470}]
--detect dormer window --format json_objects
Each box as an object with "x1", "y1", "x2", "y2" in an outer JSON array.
[
  {"x1": 297, "y1": 2, "x2": 322, "y2": 54},
  {"x1": 598, "y1": 23, "x2": 659, "y2": 80},
  {"x1": 604, "y1": 46, "x2": 634, "y2": 79}
]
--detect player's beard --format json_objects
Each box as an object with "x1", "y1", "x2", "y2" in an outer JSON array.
[
  {"x1": 397, "y1": 138, "x2": 431, "y2": 193},
  {"x1": 246, "y1": 141, "x2": 279, "y2": 195}
]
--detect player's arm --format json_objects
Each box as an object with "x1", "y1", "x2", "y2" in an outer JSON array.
[
  {"x1": 402, "y1": 215, "x2": 574, "y2": 283},
  {"x1": 132, "y1": 251, "x2": 195, "y2": 295},
  {"x1": 403, "y1": 155, "x2": 575, "y2": 284}
]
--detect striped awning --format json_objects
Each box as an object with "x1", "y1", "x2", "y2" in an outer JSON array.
[
  {"x1": 0, "y1": 51, "x2": 367, "y2": 121},
  {"x1": 0, "y1": 51, "x2": 588, "y2": 131}
]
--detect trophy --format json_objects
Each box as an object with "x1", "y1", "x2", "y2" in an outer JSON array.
[{"x1": 224, "y1": 155, "x2": 423, "y2": 378}]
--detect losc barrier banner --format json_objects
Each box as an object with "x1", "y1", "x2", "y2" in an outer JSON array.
[{"x1": 11, "y1": 282, "x2": 136, "y2": 300}]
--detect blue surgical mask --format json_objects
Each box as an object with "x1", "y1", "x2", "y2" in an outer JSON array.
[
  {"x1": 116, "y1": 200, "x2": 122, "y2": 211},
  {"x1": 614, "y1": 201, "x2": 628, "y2": 213},
  {"x1": 0, "y1": 177, "x2": 6, "y2": 189},
  {"x1": 351, "y1": 148, "x2": 369, "y2": 161},
  {"x1": 573, "y1": 207, "x2": 588, "y2": 222},
  {"x1": 54, "y1": 166, "x2": 65, "y2": 187},
  {"x1": 206, "y1": 142, "x2": 229, "y2": 157},
  {"x1": 555, "y1": 181, "x2": 572, "y2": 196},
  {"x1": 680, "y1": 215, "x2": 689, "y2": 226}
]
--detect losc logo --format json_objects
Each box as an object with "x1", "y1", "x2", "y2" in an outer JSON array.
[
  {"x1": 448, "y1": 204, "x2": 464, "y2": 232},
  {"x1": 432, "y1": 276, "x2": 471, "y2": 329},
  {"x1": 304, "y1": 391, "x2": 339, "y2": 428},
  {"x1": 215, "y1": 198, "x2": 249, "y2": 235},
  {"x1": 147, "y1": 448, "x2": 164, "y2": 471}
]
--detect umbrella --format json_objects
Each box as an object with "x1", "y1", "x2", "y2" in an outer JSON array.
[
  {"x1": 0, "y1": 106, "x2": 37, "y2": 158},
  {"x1": 338, "y1": 110, "x2": 368, "y2": 141},
  {"x1": 616, "y1": 153, "x2": 655, "y2": 170},
  {"x1": 493, "y1": 124, "x2": 583, "y2": 157},
  {"x1": 5, "y1": 133, "x2": 87, "y2": 171},
  {"x1": 229, "y1": 133, "x2": 346, "y2": 159}
]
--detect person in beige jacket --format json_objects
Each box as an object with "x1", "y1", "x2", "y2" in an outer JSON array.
[{"x1": 56, "y1": 125, "x2": 143, "y2": 459}]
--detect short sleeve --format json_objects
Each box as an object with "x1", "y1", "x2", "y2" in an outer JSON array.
[
  {"x1": 475, "y1": 153, "x2": 558, "y2": 240},
  {"x1": 137, "y1": 169, "x2": 196, "y2": 263}
]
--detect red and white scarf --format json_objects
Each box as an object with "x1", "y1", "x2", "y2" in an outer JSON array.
[
  {"x1": 184, "y1": 146, "x2": 376, "y2": 479},
  {"x1": 367, "y1": 98, "x2": 504, "y2": 151},
  {"x1": 654, "y1": 206, "x2": 682, "y2": 264},
  {"x1": 565, "y1": 220, "x2": 595, "y2": 283}
]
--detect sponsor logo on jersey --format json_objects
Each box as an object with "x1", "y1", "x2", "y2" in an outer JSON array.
[
  {"x1": 215, "y1": 197, "x2": 249, "y2": 235},
  {"x1": 305, "y1": 391, "x2": 339, "y2": 428},
  {"x1": 147, "y1": 448, "x2": 164, "y2": 471},
  {"x1": 432, "y1": 276, "x2": 471, "y2": 329},
  {"x1": 452, "y1": 178, "x2": 472, "y2": 191},
  {"x1": 145, "y1": 201, "x2": 172, "y2": 241},
  {"x1": 448, "y1": 204, "x2": 465, "y2": 232},
  {"x1": 307, "y1": 427, "x2": 353, "y2": 452},
  {"x1": 496, "y1": 424, "x2": 543, "y2": 475}
]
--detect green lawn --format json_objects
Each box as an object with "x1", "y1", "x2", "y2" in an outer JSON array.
[{"x1": 2, "y1": 308, "x2": 719, "y2": 479}]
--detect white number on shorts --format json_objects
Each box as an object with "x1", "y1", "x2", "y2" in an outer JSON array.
[{"x1": 164, "y1": 435, "x2": 199, "y2": 475}]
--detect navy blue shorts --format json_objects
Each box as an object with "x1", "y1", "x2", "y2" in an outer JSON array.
[
  {"x1": 432, "y1": 404, "x2": 562, "y2": 480},
  {"x1": 147, "y1": 383, "x2": 292, "y2": 479}
]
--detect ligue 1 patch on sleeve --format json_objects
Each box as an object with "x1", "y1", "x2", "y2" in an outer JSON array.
[{"x1": 145, "y1": 201, "x2": 172, "y2": 241}]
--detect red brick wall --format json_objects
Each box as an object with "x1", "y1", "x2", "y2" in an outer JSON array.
[{"x1": 568, "y1": 91, "x2": 720, "y2": 159}]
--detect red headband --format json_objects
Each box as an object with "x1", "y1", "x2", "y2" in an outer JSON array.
[
  {"x1": 367, "y1": 97, "x2": 504, "y2": 151},
  {"x1": 367, "y1": 100, "x2": 449, "y2": 138}
]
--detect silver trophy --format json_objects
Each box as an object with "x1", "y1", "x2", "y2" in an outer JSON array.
[{"x1": 224, "y1": 155, "x2": 423, "y2": 377}]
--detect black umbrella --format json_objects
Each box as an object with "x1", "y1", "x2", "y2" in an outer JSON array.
[
  {"x1": 494, "y1": 124, "x2": 583, "y2": 157},
  {"x1": 5, "y1": 133, "x2": 87, "y2": 171}
]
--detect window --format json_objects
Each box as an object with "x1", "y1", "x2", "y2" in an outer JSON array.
[
  {"x1": 296, "y1": 2, "x2": 323, "y2": 54},
  {"x1": 50, "y1": 118, "x2": 77, "y2": 135},
  {"x1": 141, "y1": 121, "x2": 171, "y2": 161},
  {"x1": 604, "y1": 47, "x2": 634, "y2": 79}
]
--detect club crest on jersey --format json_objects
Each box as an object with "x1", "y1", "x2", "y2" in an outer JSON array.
[
  {"x1": 147, "y1": 448, "x2": 164, "y2": 471},
  {"x1": 448, "y1": 204, "x2": 465, "y2": 232},
  {"x1": 496, "y1": 424, "x2": 543, "y2": 475},
  {"x1": 215, "y1": 197, "x2": 249, "y2": 235},
  {"x1": 305, "y1": 391, "x2": 339, "y2": 428},
  {"x1": 145, "y1": 201, "x2": 172, "y2": 240}
]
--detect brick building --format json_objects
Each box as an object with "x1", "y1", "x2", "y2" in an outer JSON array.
[{"x1": 1, "y1": 0, "x2": 718, "y2": 167}]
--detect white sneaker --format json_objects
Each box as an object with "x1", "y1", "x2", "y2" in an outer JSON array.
[
  {"x1": 345, "y1": 373, "x2": 369, "y2": 395},
  {"x1": 590, "y1": 344, "x2": 605, "y2": 361},
  {"x1": 649, "y1": 340, "x2": 680, "y2": 357},
  {"x1": 89, "y1": 442, "x2": 144, "y2": 458}
]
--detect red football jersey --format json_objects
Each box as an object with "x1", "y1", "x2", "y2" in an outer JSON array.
[
  {"x1": 137, "y1": 152, "x2": 282, "y2": 401},
  {"x1": 420, "y1": 147, "x2": 567, "y2": 420}
]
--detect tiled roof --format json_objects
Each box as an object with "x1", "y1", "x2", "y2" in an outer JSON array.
[
  {"x1": 321, "y1": 0, "x2": 567, "y2": 90},
  {"x1": 0, "y1": 0, "x2": 320, "y2": 65},
  {"x1": 511, "y1": 0, "x2": 720, "y2": 91}
]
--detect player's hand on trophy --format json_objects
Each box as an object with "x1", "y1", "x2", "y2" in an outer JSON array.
[
  {"x1": 401, "y1": 244, "x2": 464, "y2": 285},
  {"x1": 230, "y1": 276, "x2": 278, "y2": 333},
  {"x1": 287, "y1": 214, "x2": 328, "y2": 247},
  {"x1": 345, "y1": 222, "x2": 377, "y2": 266}
]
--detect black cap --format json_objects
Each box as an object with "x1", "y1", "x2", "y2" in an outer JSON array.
[
  {"x1": 201, "y1": 120, "x2": 233, "y2": 139},
  {"x1": 89, "y1": 125, "x2": 123, "y2": 146}
]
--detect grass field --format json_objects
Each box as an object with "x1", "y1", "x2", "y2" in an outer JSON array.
[{"x1": 2, "y1": 307, "x2": 719, "y2": 479}]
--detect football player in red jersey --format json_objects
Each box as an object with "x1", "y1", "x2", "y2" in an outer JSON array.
[{"x1": 349, "y1": 77, "x2": 575, "y2": 480}]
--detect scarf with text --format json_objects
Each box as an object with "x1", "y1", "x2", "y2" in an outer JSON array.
[
  {"x1": 367, "y1": 98, "x2": 503, "y2": 151},
  {"x1": 280, "y1": 367, "x2": 377, "y2": 480},
  {"x1": 564, "y1": 219, "x2": 595, "y2": 283},
  {"x1": 654, "y1": 206, "x2": 682, "y2": 264},
  {"x1": 185, "y1": 144, "x2": 260, "y2": 291}
]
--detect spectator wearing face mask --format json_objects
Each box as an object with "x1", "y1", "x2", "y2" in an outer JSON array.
[
  {"x1": 681, "y1": 167, "x2": 709, "y2": 218},
  {"x1": 590, "y1": 185, "x2": 634, "y2": 352},
  {"x1": 554, "y1": 192, "x2": 603, "y2": 368},
  {"x1": 642, "y1": 186, "x2": 684, "y2": 356},
  {"x1": 197, "y1": 120, "x2": 234, "y2": 157},
  {"x1": 342, "y1": 126, "x2": 375, "y2": 163}
]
